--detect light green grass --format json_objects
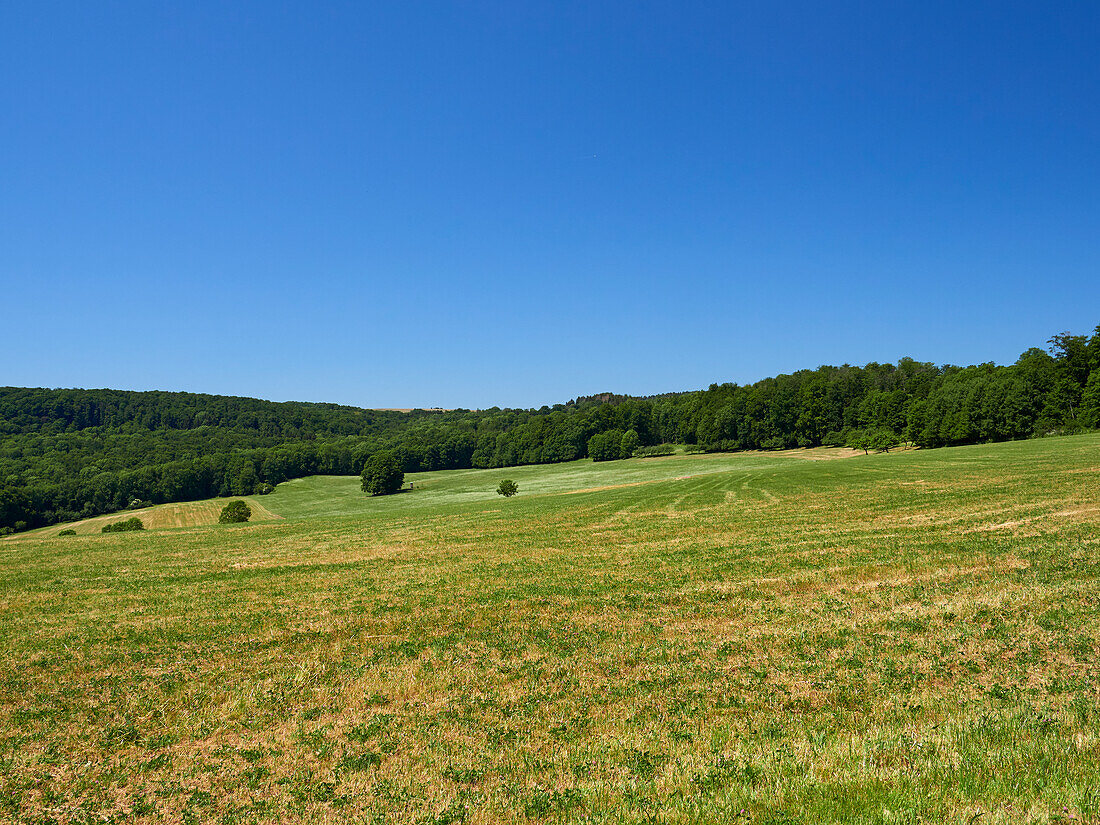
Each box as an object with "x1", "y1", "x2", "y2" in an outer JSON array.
[
  {"x1": 262, "y1": 448, "x2": 849, "y2": 520},
  {"x1": 1, "y1": 435, "x2": 1098, "y2": 824}
]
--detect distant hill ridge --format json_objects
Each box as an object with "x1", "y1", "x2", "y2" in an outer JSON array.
[{"x1": 2, "y1": 323, "x2": 1098, "y2": 534}]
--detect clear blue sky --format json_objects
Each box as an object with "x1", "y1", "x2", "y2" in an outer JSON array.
[{"x1": 3, "y1": 2, "x2": 1098, "y2": 409}]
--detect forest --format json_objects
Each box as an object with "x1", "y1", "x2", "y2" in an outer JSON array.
[{"x1": 2, "y1": 325, "x2": 1098, "y2": 533}]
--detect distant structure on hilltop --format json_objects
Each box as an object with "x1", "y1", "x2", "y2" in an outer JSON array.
[{"x1": 370, "y1": 407, "x2": 449, "y2": 413}]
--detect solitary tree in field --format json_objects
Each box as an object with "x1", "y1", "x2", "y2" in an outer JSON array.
[
  {"x1": 219, "y1": 500, "x2": 251, "y2": 523},
  {"x1": 361, "y1": 451, "x2": 404, "y2": 496},
  {"x1": 497, "y1": 479, "x2": 518, "y2": 497}
]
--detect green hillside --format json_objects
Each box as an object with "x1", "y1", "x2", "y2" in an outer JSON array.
[
  {"x1": 262, "y1": 447, "x2": 857, "y2": 520},
  {"x1": 3, "y1": 322, "x2": 1098, "y2": 535},
  {"x1": 2, "y1": 433, "x2": 1098, "y2": 822}
]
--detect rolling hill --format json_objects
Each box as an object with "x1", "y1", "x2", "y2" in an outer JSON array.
[{"x1": 2, "y1": 433, "x2": 1098, "y2": 822}]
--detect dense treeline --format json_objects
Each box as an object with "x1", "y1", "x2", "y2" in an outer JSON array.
[{"x1": 2, "y1": 325, "x2": 1098, "y2": 533}]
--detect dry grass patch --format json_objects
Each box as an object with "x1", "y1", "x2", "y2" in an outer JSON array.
[
  {"x1": 1, "y1": 434, "x2": 1099, "y2": 823},
  {"x1": 8, "y1": 496, "x2": 281, "y2": 538}
]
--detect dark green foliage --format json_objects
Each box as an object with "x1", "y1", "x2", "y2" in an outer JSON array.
[
  {"x1": 497, "y1": 479, "x2": 518, "y2": 497},
  {"x1": 634, "y1": 443, "x2": 676, "y2": 458},
  {"x1": 1082, "y1": 371, "x2": 1100, "y2": 429},
  {"x1": 870, "y1": 428, "x2": 901, "y2": 453},
  {"x1": 361, "y1": 452, "x2": 404, "y2": 496},
  {"x1": 57, "y1": 529, "x2": 76, "y2": 536},
  {"x1": 0, "y1": 486, "x2": 33, "y2": 531},
  {"x1": 620, "y1": 428, "x2": 640, "y2": 457},
  {"x1": 218, "y1": 500, "x2": 251, "y2": 523},
  {"x1": 1, "y1": 323, "x2": 1098, "y2": 532},
  {"x1": 101, "y1": 517, "x2": 143, "y2": 533},
  {"x1": 846, "y1": 429, "x2": 871, "y2": 454},
  {"x1": 587, "y1": 429, "x2": 625, "y2": 462},
  {"x1": 845, "y1": 428, "x2": 899, "y2": 454}
]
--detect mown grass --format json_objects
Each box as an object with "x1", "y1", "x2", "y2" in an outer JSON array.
[
  {"x1": 262, "y1": 447, "x2": 859, "y2": 520},
  {"x1": 15, "y1": 496, "x2": 280, "y2": 538},
  {"x1": 1, "y1": 435, "x2": 1098, "y2": 823}
]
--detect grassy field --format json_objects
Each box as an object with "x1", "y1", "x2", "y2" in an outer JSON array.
[
  {"x1": 14, "y1": 497, "x2": 282, "y2": 538},
  {"x1": 1, "y1": 436, "x2": 1098, "y2": 823},
  {"x1": 261, "y1": 447, "x2": 861, "y2": 520}
]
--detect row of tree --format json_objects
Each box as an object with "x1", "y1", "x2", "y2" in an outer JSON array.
[{"x1": 2, "y1": 325, "x2": 1098, "y2": 533}]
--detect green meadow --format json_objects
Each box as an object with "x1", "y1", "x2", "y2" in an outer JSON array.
[
  {"x1": 1, "y1": 435, "x2": 1098, "y2": 824},
  {"x1": 262, "y1": 447, "x2": 849, "y2": 519}
]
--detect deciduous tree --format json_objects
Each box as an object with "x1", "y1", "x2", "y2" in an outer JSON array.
[{"x1": 361, "y1": 452, "x2": 404, "y2": 496}]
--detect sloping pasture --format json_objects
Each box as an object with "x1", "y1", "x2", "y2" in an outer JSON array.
[{"x1": 1, "y1": 435, "x2": 1097, "y2": 823}]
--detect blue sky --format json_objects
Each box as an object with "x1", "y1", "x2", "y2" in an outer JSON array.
[{"x1": 3, "y1": 2, "x2": 1098, "y2": 409}]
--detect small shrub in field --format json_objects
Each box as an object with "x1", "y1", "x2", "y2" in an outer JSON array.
[
  {"x1": 219, "y1": 500, "x2": 252, "y2": 523},
  {"x1": 634, "y1": 444, "x2": 676, "y2": 458},
  {"x1": 255, "y1": 483, "x2": 275, "y2": 495},
  {"x1": 497, "y1": 479, "x2": 518, "y2": 497},
  {"x1": 58, "y1": 529, "x2": 76, "y2": 536},
  {"x1": 701, "y1": 440, "x2": 738, "y2": 453},
  {"x1": 102, "y1": 517, "x2": 144, "y2": 533}
]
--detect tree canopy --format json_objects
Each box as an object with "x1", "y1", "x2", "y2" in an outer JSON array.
[
  {"x1": 2, "y1": 323, "x2": 1098, "y2": 533},
  {"x1": 361, "y1": 452, "x2": 404, "y2": 496}
]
